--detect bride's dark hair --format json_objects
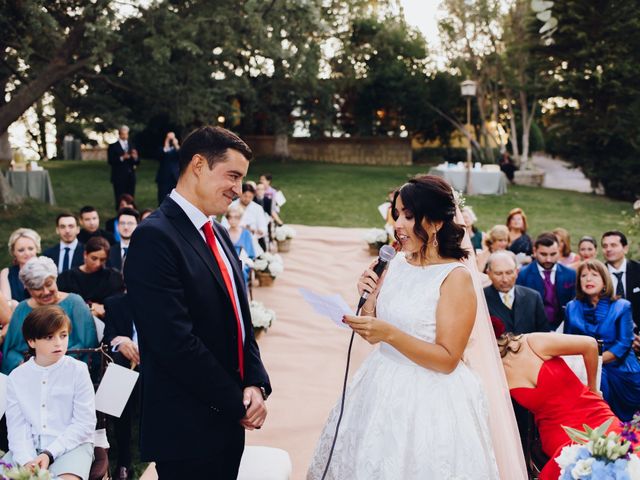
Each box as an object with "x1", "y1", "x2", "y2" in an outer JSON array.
[{"x1": 392, "y1": 175, "x2": 468, "y2": 261}]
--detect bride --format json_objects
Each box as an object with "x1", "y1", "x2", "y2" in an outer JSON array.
[{"x1": 307, "y1": 175, "x2": 522, "y2": 479}]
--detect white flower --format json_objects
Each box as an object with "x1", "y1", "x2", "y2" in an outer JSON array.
[
  {"x1": 571, "y1": 458, "x2": 594, "y2": 479},
  {"x1": 249, "y1": 300, "x2": 276, "y2": 329},
  {"x1": 628, "y1": 455, "x2": 640, "y2": 479},
  {"x1": 275, "y1": 225, "x2": 296, "y2": 241},
  {"x1": 556, "y1": 444, "x2": 581, "y2": 470},
  {"x1": 253, "y1": 258, "x2": 269, "y2": 271},
  {"x1": 363, "y1": 228, "x2": 388, "y2": 244},
  {"x1": 269, "y1": 262, "x2": 284, "y2": 277}
]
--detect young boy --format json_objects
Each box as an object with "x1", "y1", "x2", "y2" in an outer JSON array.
[{"x1": 4, "y1": 305, "x2": 96, "y2": 479}]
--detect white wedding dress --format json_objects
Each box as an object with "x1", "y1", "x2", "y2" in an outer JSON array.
[{"x1": 307, "y1": 253, "x2": 499, "y2": 480}]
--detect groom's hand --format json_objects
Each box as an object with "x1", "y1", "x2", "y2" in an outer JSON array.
[{"x1": 240, "y1": 386, "x2": 267, "y2": 430}]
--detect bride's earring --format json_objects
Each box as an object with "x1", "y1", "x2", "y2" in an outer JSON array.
[{"x1": 433, "y1": 231, "x2": 438, "y2": 248}]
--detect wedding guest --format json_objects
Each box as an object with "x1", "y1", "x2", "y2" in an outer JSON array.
[
  {"x1": 103, "y1": 294, "x2": 139, "y2": 480},
  {"x1": 254, "y1": 183, "x2": 273, "y2": 217},
  {"x1": 476, "y1": 224, "x2": 509, "y2": 273},
  {"x1": 516, "y1": 233, "x2": 576, "y2": 329},
  {"x1": 108, "y1": 125, "x2": 139, "y2": 211},
  {"x1": 0, "y1": 290, "x2": 11, "y2": 326},
  {"x1": 3, "y1": 305, "x2": 95, "y2": 479},
  {"x1": 222, "y1": 183, "x2": 268, "y2": 251},
  {"x1": 1, "y1": 256, "x2": 98, "y2": 375},
  {"x1": 140, "y1": 208, "x2": 154, "y2": 221},
  {"x1": 601, "y1": 231, "x2": 640, "y2": 329},
  {"x1": 498, "y1": 151, "x2": 516, "y2": 183},
  {"x1": 500, "y1": 331, "x2": 614, "y2": 480},
  {"x1": 461, "y1": 206, "x2": 484, "y2": 251},
  {"x1": 1, "y1": 228, "x2": 41, "y2": 306},
  {"x1": 224, "y1": 205, "x2": 255, "y2": 286},
  {"x1": 78, "y1": 205, "x2": 115, "y2": 245},
  {"x1": 564, "y1": 259, "x2": 640, "y2": 421},
  {"x1": 553, "y1": 227, "x2": 580, "y2": 266},
  {"x1": 57, "y1": 237, "x2": 124, "y2": 319},
  {"x1": 42, "y1": 213, "x2": 84, "y2": 274},
  {"x1": 156, "y1": 131, "x2": 180, "y2": 205},
  {"x1": 506, "y1": 207, "x2": 533, "y2": 257},
  {"x1": 578, "y1": 236, "x2": 598, "y2": 262},
  {"x1": 259, "y1": 173, "x2": 284, "y2": 226},
  {"x1": 108, "y1": 208, "x2": 139, "y2": 272},
  {"x1": 106, "y1": 194, "x2": 137, "y2": 243}
]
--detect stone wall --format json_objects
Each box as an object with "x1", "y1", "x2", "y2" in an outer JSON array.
[{"x1": 244, "y1": 136, "x2": 412, "y2": 166}]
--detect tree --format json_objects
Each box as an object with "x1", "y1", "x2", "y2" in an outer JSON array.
[{"x1": 539, "y1": 0, "x2": 640, "y2": 199}]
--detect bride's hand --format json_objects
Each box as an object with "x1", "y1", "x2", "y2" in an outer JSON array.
[
  {"x1": 343, "y1": 314, "x2": 393, "y2": 345},
  {"x1": 357, "y1": 260, "x2": 387, "y2": 299}
]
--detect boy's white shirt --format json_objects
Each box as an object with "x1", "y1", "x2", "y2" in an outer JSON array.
[{"x1": 5, "y1": 355, "x2": 96, "y2": 465}]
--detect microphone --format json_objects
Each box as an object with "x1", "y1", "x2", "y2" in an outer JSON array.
[{"x1": 357, "y1": 244, "x2": 396, "y2": 310}]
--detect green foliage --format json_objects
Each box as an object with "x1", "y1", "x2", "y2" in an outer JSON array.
[{"x1": 539, "y1": 0, "x2": 640, "y2": 200}]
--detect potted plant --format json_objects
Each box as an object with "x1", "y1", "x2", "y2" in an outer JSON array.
[
  {"x1": 253, "y1": 253, "x2": 284, "y2": 286},
  {"x1": 274, "y1": 225, "x2": 296, "y2": 253},
  {"x1": 363, "y1": 228, "x2": 389, "y2": 255},
  {"x1": 249, "y1": 300, "x2": 276, "y2": 339}
]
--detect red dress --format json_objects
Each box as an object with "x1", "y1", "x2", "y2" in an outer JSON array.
[{"x1": 510, "y1": 357, "x2": 619, "y2": 480}]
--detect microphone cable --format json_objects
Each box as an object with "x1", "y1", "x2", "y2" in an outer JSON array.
[{"x1": 320, "y1": 306, "x2": 359, "y2": 480}]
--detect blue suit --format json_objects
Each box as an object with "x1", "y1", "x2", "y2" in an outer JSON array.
[
  {"x1": 516, "y1": 261, "x2": 576, "y2": 328},
  {"x1": 565, "y1": 298, "x2": 640, "y2": 421}
]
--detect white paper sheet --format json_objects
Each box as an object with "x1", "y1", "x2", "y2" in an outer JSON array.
[
  {"x1": 0, "y1": 373, "x2": 7, "y2": 419},
  {"x1": 299, "y1": 288, "x2": 353, "y2": 329},
  {"x1": 378, "y1": 202, "x2": 391, "y2": 220},
  {"x1": 95, "y1": 362, "x2": 139, "y2": 418}
]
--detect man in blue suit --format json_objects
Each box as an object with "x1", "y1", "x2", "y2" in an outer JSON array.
[
  {"x1": 42, "y1": 212, "x2": 84, "y2": 273},
  {"x1": 516, "y1": 232, "x2": 576, "y2": 329}
]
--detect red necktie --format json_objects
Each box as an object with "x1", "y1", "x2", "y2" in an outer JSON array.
[{"x1": 202, "y1": 221, "x2": 244, "y2": 379}]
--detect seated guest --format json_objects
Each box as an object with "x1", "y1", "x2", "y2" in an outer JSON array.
[
  {"x1": 462, "y1": 206, "x2": 484, "y2": 252},
  {"x1": 42, "y1": 213, "x2": 84, "y2": 274},
  {"x1": 78, "y1": 205, "x2": 115, "y2": 245},
  {"x1": 224, "y1": 205, "x2": 255, "y2": 286},
  {"x1": 103, "y1": 294, "x2": 139, "y2": 480},
  {"x1": 485, "y1": 251, "x2": 548, "y2": 334},
  {"x1": 564, "y1": 259, "x2": 640, "y2": 421},
  {"x1": 140, "y1": 208, "x2": 154, "y2": 221},
  {"x1": 578, "y1": 235, "x2": 598, "y2": 262},
  {"x1": 506, "y1": 207, "x2": 533, "y2": 257},
  {"x1": 1, "y1": 256, "x2": 98, "y2": 374},
  {"x1": 259, "y1": 173, "x2": 284, "y2": 226},
  {"x1": 221, "y1": 183, "x2": 268, "y2": 251},
  {"x1": 108, "y1": 208, "x2": 140, "y2": 272},
  {"x1": 3, "y1": 305, "x2": 96, "y2": 479},
  {"x1": 552, "y1": 227, "x2": 580, "y2": 267},
  {"x1": 1, "y1": 228, "x2": 41, "y2": 306},
  {"x1": 58, "y1": 237, "x2": 124, "y2": 319},
  {"x1": 106, "y1": 194, "x2": 137, "y2": 243},
  {"x1": 254, "y1": 182, "x2": 273, "y2": 217},
  {"x1": 476, "y1": 224, "x2": 509, "y2": 273},
  {"x1": 517, "y1": 233, "x2": 576, "y2": 329},
  {"x1": 500, "y1": 331, "x2": 617, "y2": 480}
]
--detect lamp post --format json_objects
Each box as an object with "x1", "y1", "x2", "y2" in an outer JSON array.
[{"x1": 460, "y1": 79, "x2": 477, "y2": 194}]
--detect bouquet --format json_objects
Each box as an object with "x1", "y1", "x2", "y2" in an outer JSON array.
[
  {"x1": 274, "y1": 225, "x2": 296, "y2": 242},
  {"x1": 363, "y1": 228, "x2": 389, "y2": 246},
  {"x1": 0, "y1": 456, "x2": 51, "y2": 479},
  {"x1": 250, "y1": 301, "x2": 276, "y2": 331},
  {"x1": 253, "y1": 253, "x2": 284, "y2": 278},
  {"x1": 555, "y1": 415, "x2": 640, "y2": 479}
]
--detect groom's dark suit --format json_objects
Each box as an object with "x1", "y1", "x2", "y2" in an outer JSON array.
[{"x1": 124, "y1": 197, "x2": 271, "y2": 477}]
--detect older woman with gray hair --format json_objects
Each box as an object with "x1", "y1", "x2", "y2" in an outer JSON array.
[{"x1": 1, "y1": 256, "x2": 98, "y2": 374}]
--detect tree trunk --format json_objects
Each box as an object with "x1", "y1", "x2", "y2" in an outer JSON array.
[
  {"x1": 0, "y1": 173, "x2": 22, "y2": 206},
  {"x1": 0, "y1": 130, "x2": 11, "y2": 164},
  {"x1": 506, "y1": 97, "x2": 521, "y2": 166},
  {"x1": 35, "y1": 98, "x2": 48, "y2": 160},
  {"x1": 520, "y1": 91, "x2": 537, "y2": 171}
]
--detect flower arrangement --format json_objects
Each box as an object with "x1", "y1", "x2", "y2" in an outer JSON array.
[
  {"x1": 274, "y1": 225, "x2": 296, "y2": 242},
  {"x1": 253, "y1": 253, "x2": 284, "y2": 278},
  {"x1": 250, "y1": 301, "x2": 276, "y2": 332},
  {"x1": 0, "y1": 456, "x2": 51, "y2": 479},
  {"x1": 363, "y1": 228, "x2": 390, "y2": 255},
  {"x1": 555, "y1": 415, "x2": 640, "y2": 479}
]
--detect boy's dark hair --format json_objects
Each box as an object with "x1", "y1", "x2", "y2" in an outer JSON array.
[
  {"x1": 56, "y1": 212, "x2": 77, "y2": 226},
  {"x1": 601, "y1": 230, "x2": 628, "y2": 247},
  {"x1": 242, "y1": 183, "x2": 256, "y2": 194},
  {"x1": 117, "y1": 207, "x2": 140, "y2": 222},
  {"x1": 178, "y1": 126, "x2": 252, "y2": 175},
  {"x1": 261, "y1": 173, "x2": 273, "y2": 182},
  {"x1": 23, "y1": 305, "x2": 72, "y2": 354},
  {"x1": 534, "y1": 232, "x2": 558, "y2": 249},
  {"x1": 79, "y1": 205, "x2": 97, "y2": 216}
]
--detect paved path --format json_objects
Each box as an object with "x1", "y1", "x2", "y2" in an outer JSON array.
[{"x1": 531, "y1": 153, "x2": 599, "y2": 193}]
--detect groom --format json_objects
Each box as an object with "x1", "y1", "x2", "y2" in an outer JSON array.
[{"x1": 125, "y1": 126, "x2": 271, "y2": 479}]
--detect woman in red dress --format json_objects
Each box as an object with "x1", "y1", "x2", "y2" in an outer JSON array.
[{"x1": 499, "y1": 332, "x2": 624, "y2": 480}]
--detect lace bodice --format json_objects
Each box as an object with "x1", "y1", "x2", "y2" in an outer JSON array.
[{"x1": 376, "y1": 253, "x2": 465, "y2": 343}]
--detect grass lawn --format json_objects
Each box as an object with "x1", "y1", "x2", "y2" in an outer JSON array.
[{"x1": 0, "y1": 159, "x2": 637, "y2": 266}]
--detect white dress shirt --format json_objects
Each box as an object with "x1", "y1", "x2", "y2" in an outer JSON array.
[
  {"x1": 221, "y1": 199, "x2": 268, "y2": 239},
  {"x1": 57, "y1": 239, "x2": 79, "y2": 273},
  {"x1": 537, "y1": 263, "x2": 557, "y2": 284},
  {"x1": 169, "y1": 190, "x2": 245, "y2": 342},
  {"x1": 6, "y1": 356, "x2": 96, "y2": 465},
  {"x1": 608, "y1": 259, "x2": 627, "y2": 296}
]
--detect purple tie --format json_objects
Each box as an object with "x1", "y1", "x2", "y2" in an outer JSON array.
[{"x1": 543, "y1": 270, "x2": 559, "y2": 328}]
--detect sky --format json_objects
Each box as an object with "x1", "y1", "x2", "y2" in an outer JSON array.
[{"x1": 399, "y1": 0, "x2": 443, "y2": 52}]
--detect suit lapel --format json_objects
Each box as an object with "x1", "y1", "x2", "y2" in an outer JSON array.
[
  {"x1": 213, "y1": 221, "x2": 251, "y2": 317},
  {"x1": 488, "y1": 287, "x2": 514, "y2": 331},
  {"x1": 161, "y1": 198, "x2": 228, "y2": 296}
]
